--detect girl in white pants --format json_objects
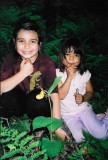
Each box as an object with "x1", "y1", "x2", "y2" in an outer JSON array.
[{"x1": 56, "y1": 36, "x2": 108, "y2": 143}]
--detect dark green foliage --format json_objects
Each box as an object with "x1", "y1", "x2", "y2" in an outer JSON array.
[
  {"x1": 32, "y1": 116, "x2": 64, "y2": 158},
  {"x1": 85, "y1": 53, "x2": 108, "y2": 113},
  {"x1": 81, "y1": 131, "x2": 108, "y2": 160},
  {"x1": 42, "y1": 138, "x2": 64, "y2": 158},
  {"x1": 1, "y1": 115, "x2": 108, "y2": 159},
  {"x1": 68, "y1": 150, "x2": 84, "y2": 160},
  {"x1": 0, "y1": 115, "x2": 64, "y2": 159},
  {"x1": 9, "y1": 114, "x2": 30, "y2": 132},
  {"x1": 32, "y1": 116, "x2": 62, "y2": 132},
  {"x1": 68, "y1": 131, "x2": 108, "y2": 160},
  {"x1": 0, "y1": 119, "x2": 42, "y2": 159}
]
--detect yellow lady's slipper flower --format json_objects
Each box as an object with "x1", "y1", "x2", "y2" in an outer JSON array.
[{"x1": 36, "y1": 90, "x2": 44, "y2": 99}]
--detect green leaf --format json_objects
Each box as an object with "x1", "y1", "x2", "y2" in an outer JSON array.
[
  {"x1": 32, "y1": 116, "x2": 55, "y2": 130},
  {"x1": 42, "y1": 138, "x2": 63, "y2": 158},
  {"x1": 32, "y1": 116, "x2": 62, "y2": 131},
  {"x1": 47, "y1": 118, "x2": 62, "y2": 131},
  {"x1": 47, "y1": 76, "x2": 62, "y2": 95}
]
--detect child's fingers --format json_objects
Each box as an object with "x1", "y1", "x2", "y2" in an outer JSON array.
[
  {"x1": 21, "y1": 59, "x2": 32, "y2": 65},
  {"x1": 65, "y1": 134, "x2": 70, "y2": 140},
  {"x1": 25, "y1": 58, "x2": 32, "y2": 63},
  {"x1": 21, "y1": 59, "x2": 26, "y2": 65},
  {"x1": 75, "y1": 94, "x2": 83, "y2": 104},
  {"x1": 68, "y1": 66, "x2": 77, "y2": 69}
]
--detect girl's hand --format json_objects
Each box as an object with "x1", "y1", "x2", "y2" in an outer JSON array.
[
  {"x1": 66, "y1": 65, "x2": 77, "y2": 79},
  {"x1": 74, "y1": 93, "x2": 84, "y2": 104},
  {"x1": 55, "y1": 127, "x2": 70, "y2": 141},
  {"x1": 63, "y1": 59, "x2": 77, "y2": 79},
  {"x1": 20, "y1": 59, "x2": 34, "y2": 77}
]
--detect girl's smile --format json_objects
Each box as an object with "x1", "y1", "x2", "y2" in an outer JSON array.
[
  {"x1": 22, "y1": 51, "x2": 32, "y2": 55},
  {"x1": 15, "y1": 29, "x2": 39, "y2": 62}
]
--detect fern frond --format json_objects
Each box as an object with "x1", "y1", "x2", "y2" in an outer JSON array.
[
  {"x1": 29, "y1": 149, "x2": 47, "y2": 160},
  {"x1": 24, "y1": 140, "x2": 41, "y2": 155},
  {"x1": 11, "y1": 130, "x2": 19, "y2": 138},
  {"x1": 0, "y1": 137, "x2": 11, "y2": 143},
  {"x1": 1, "y1": 149, "x2": 22, "y2": 160},
  {"x1": 20, "y1": 135, "x2": 34, "y2": 147},
  {"x1": 42, "y1": 153, "x2": 48, "y2": 160},
  {"x1": 12, "y1": 156, "x2": 28, "y2": 160},
  {"x1": 14, "y1": 131, "x2": 27, "y2": 142}
]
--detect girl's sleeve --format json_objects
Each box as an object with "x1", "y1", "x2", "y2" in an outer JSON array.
[
  {"x1": 0, "y1": 54, "x2": 16, "y2": 81},
  {"x1": 82, "y1": 70, "x2": 91, "y2": 83},
  {"x1": 56, "y1": 69, "x2": 60, "y2": 77}
]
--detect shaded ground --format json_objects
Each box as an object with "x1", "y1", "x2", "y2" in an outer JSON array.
[{"x1": 1, "y1": 116, "x2": 108, "y2": 160}]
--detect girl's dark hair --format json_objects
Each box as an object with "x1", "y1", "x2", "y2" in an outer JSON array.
[
  {"x1": 57, "y1": 36, "x2": 86, "y2": 75},
  {"x1": 12, "y1": 18, "x2": 44, "y2": 61}
]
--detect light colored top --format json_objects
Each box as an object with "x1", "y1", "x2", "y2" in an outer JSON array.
[{"x1": 56, "y1": 69, "x2": 91, "y2": 116}]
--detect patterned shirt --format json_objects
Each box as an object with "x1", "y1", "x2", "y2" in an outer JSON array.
[{"x1": 0, "y1": 53, "x2": 58, "y2": 93}]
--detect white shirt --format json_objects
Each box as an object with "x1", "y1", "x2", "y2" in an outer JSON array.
[{"x1": 56, "y1": 69, "x2": 91, "y2": 116}]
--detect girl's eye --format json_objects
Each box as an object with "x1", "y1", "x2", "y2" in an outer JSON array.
[
  {"x1": 18, "y1": 40, "x2": 24, "y2": 43},
  {"x1": 75, "y1": 53, "x2": 80, "y2": 57},
  {"x1": 31, "y1": 40, "x2": 36, "y2": 43},
  {"x1": 65, "y1": 53, "x2": 69, "y2": 56},
  {"x1": 31, "y1": 40, "x2": 38, "y2": 43}
]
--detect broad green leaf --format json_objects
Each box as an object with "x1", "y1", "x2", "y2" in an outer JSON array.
[
  {"x1": 33, "y1": 116, "x2": 62, "y2": 131},
  {"x1": 32, "y1": 116, "x2": 55, "y2": 130},
  {"x1": 42, "y1": 138, "x2": 64, "y2": 158},
  {"x1": 47, "y1": 119, "x2": 62, "y2": 131},
  {"x1": 48, "y1": 76, "x2": 62, "y2": 95}
]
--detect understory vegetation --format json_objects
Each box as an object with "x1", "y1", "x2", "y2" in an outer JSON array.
[{"x1": 0, "y1": 115, "x2": 108, "y2": 160}]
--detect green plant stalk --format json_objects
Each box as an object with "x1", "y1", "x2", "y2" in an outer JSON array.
[
  {"x1": 48, "y1": 94, "x2": 53, "y2": 142},
  {"x1": 47, "y1": 76, "x2": 62, "y2": 142}
]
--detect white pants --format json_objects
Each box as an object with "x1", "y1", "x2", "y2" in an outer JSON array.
[{"x1": 62, "y1": 106, "x2": 108, "y2": 143}]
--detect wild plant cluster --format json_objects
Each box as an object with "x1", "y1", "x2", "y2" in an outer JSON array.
[{"x1": 0, "y1": 115, "x2": 108, "y2": 160}]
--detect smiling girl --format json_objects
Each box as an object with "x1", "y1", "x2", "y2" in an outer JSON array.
[{"x1": 0, "y1": 18, "x2": 69, "y2": 140}]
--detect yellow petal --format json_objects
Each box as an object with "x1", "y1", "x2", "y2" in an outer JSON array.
[{"x1": 36, "y1": 91, "x2": 44, "y2": 99}]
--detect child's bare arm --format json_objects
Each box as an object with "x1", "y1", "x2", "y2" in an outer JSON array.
[
  {"x1": 58, "y1": 69, "x2": 77, "y2": 100},
  {"x1": 74, "y1": 80, "x2": 93, "y2": 104},
  {"x1": 58, "y1": 78, "x2": 71, "y2": 100},
  {"x1": 50, "y1": 93, "x2": 70, "y2": 140},
  {"x1": 83, "y1": 79, "x2": 93, "y2": 102},
  {"x1": 1, "y1": 59, "x2": 34, "y2": 94}
]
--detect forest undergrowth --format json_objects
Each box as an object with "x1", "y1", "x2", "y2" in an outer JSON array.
[{"x1": 0, "y1": 113, "x2": 108, "y2": 160}]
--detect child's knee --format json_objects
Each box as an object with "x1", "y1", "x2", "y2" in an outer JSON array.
[{"x1": 73, "y1": 132, "x2": 85, "y2": 143}]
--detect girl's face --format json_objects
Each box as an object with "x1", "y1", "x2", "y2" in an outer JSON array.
[
  {"x1": 15, "y1": 29, "x2": 39, "y2": 62},
  {"x1": 64, "y1": 48, "x2": 81, "y2": 67}
]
